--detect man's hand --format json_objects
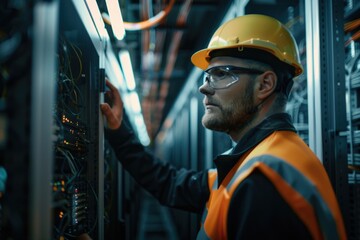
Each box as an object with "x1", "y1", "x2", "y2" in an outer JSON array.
[{"x1": 100, "y1": 79, "x2": 123, "y2": 130}]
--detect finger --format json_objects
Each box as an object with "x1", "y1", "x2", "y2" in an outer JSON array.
[
  {"x1": 100, "y1": 103, "x2": 120, "y2": 118},
  {"x1": 105, "y1": 79, "x2": 123, "y2": 108},
  {"x1": 100, "y1": 103, "x2": 111, "y2": 116},
  {"x1": 100, "y1": 103, "x2": 121, "y2": 129}
]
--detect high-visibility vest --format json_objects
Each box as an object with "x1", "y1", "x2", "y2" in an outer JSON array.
[{"x1": 197, "y1": 131, "x2": 347, "y2": 240}]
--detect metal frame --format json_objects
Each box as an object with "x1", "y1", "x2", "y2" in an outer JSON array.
[
  {"x1": 317, "y1": 0, "x2": 350, "y2": 229},
  {"x1": 30, "y1": 1, "x2": 60, "y2": 239},
  {"x1": 72, "y1": 1, "x2": 107, "y2": 238},
  {"x1": 305, "y1": 0, "x2": 323, "y2": 159}
]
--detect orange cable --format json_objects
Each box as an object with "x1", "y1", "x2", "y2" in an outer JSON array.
[
  {"x1": 102, "y1": 0, "x2": 176, "y2": 31},
  {"x1": 345, "y1": 18, "x2": 360, "y2": 32}
]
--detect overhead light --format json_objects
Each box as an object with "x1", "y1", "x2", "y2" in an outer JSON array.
[
  {"x1": 85, "y1": 0, "x2": 107, "y2": 38},
  {"x1": 105, "y1": 0, "x2": 125, "y2": 40},
  {"x1": 134, "y1": 114, "x2": 150, "y2": 146},
  {"x1": 106, "y1": 47, "x2": 125, "y2": 91},
  {"x1": 119, "y1": 50, "x2": 136, "y2": 91},
  {"x1": 128, "y1": 92, "x2": 141, "y2": 114}
]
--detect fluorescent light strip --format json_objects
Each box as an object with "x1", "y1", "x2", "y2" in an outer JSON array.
[
  {"x1": 85, "y1": 0, "x2": 107, "y2": 38},
  {"x1": 105, "y1": 0, "x2": 125, "y2": 40},
  {"x1": 128, "y1": 91, "x2": 141, "y2": 113},
  {"x1": 106, "y1": 50, "x2": 125, "y2": 91},
  {"x1": 119, "y1": 50, "x2": 136, "y2": 91},
  {"x1": 134, "y1": 114, "x2": 150, "y2": 146}
]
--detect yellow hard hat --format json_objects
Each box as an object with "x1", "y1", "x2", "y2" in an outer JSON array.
[{"x1": 191, "y1": 14, "x2": 303, "y2": 77}]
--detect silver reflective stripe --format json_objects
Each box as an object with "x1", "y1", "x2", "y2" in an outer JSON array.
[
  {"x1": 197, "y1": 225, "x2": 211, "y2": 240},
  {"x1": 200, "y1": 208, "x2": 208, "y2": 224},
  {"x1": 227, "y1": 154, "x2": 340, "y2": 240},
  {"x1": 198, "y1": 205, "x2": 209, "y2": 239},
  {"x1": 208, "y1": 168, "x2": 218, "y2": 190},
  {"x1": 212, "y1": 177, "x2": 218, "y2": 190}
]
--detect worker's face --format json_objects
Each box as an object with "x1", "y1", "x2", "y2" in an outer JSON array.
[{"x1": 199, "y1": 57, "x2": 261, "y2": 133}]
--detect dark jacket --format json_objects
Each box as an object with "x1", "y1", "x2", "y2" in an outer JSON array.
[{"x1": 105, "y1": 113, "x2": 345, "y2": 239}]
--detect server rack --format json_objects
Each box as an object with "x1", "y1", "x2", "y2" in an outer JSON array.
[
  {"x1": 0, "y1": 0, "x2": 33, "y2": 236},
  {"x1": 0, "y1": 1, "x2": 60, "y2": 239},
  {"x1": 344, "y1": 1, "x2": 360, "y2": 239},
  {"x1": 316, "y1": 0, "x2": 349, "y2": 216},
  {"x1": 306, "y1": 0, "x2": 360, "y2": 239},
  {"x1": 53, "y1": 0, "x2": 103, "y2": 238},
  {"x1": 1, "y1": 0, "x2": 125, "y2": 239}
]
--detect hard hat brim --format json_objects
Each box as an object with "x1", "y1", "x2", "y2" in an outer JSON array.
[{"x1": 191, "y1": 45, "x2": 303, "y2": 77}]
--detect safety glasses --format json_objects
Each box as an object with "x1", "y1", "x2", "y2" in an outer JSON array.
[{"x1": 203, "y1": 66, "x2": 264, "y2": 89}]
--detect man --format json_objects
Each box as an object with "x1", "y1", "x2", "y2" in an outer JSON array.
[{"x1": 101, "y1": 14, "x2": 347, "y2": 239}]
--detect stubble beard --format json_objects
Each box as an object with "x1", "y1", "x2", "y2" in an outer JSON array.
[{"x1": 202, "y1": 82, "x2": 258, "y2": 133}]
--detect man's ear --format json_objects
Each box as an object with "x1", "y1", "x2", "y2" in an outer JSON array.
[{"x1": 257, "y1": 71, "x2": 277, "y2": 99}]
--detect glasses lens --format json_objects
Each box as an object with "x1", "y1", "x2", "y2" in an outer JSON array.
[
  {"x1": 203, "y1": 66, "x2": 263, "y2": 89},
  {"x1": 205, "y1": 67, "x2": 237, "y2": 89},
  {"x1": 207, "y1": 67, "x2": 229, "y2": 80}
]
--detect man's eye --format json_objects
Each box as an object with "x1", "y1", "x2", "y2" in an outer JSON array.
[{"x1": 210, "y1": 69, "x2": 227, "y2": 79}]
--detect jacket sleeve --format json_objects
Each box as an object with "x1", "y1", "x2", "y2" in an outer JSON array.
[
  {"x1": 227, "y1": 170, "x2": 312, "y2": 240},
  {"x1": 105, "y1": 122, "x2": 210, "y2": 213}
]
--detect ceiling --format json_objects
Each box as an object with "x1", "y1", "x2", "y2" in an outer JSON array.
[
  {"x1": 99, "y1": 0, "x2": 233, "y2": 139},
  {"x1": 97, "y1": 0, "x2": 302, "y2": 140}
]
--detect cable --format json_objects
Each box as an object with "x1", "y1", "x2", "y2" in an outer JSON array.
[
  {"x1": 345, "y1": 18, "x2": 360, "y2": 46},
  {"x1": 345, "y1": 18, "x2": 360, "y2": 32},
  {"x1": 102, "y1": 0, "x2": 176, "y2": 31},
  {"x1": 57, "y1": 147, "x2": 78, "y2": 175}
]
